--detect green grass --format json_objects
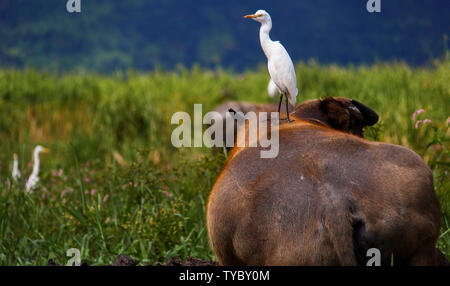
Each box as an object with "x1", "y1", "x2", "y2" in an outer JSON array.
[{"x1": 0, "y1": 59, "x2": 448, "y2": 265}]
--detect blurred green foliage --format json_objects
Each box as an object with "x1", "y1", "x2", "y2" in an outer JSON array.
[
  {"x1": 0, "y1": 59, "x2": 448, "y2": 265},
  {"x1": 0, "y1": 0, "x2": 448, "y2": 72}
]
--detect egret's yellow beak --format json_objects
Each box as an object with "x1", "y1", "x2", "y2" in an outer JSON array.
[
  {"x1": 41, "y1": 147, "x2": 51, "y2": 154},
  {"x1": 244, "y1": 14, "x2": 262, "y2": 19}
]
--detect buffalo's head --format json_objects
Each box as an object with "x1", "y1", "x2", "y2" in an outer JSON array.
[{"x1": 293, "y1": 97, "x2": 379, "y2": 137}]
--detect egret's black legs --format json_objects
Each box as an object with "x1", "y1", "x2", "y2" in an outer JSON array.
[
  {"x1": 277, "y1": 92, "x2": 292, "y2": 122},
  {"x1": 285, "y1": 94, "x2": 291, "y2": 123},
  {"x1": 277, "y1": 93, "x2": 283, "y2": 114}
]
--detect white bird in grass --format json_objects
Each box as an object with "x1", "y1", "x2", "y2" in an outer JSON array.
[
  {"x1": 245, "y1": 10, "x2": 298, "y2": 122},
  {"x1": 25, "y1": 145, "x2": 50, "y2": 192},
  {"x1": 12, "y1": 153, "x2": 21, "y2": 182}
]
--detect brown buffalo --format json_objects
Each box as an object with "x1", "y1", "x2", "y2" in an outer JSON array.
[{"x1": 207, "y1": 97, "x2": 448, "y2": 266}]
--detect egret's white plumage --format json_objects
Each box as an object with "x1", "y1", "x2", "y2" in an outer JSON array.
[
  {"x1": 12, "y1": 153, "x2": 21, "y2": 182},
  {"x1": 25, "y1": 145, "x2": 50, "y2": 192},
  {"x1": 245, "y1": 10, "x2": 298, "y2": 121},
  {"x1": 267, "y1": 79, "x2": 279, "y2": 98}
]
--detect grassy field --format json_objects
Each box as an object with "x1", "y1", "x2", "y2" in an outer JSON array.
[{"x1": 0, "y1": 59, "x2": 448, "y2": 265}]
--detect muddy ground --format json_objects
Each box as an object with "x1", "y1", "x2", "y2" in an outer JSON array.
[{"x1": 47, "y1": 254, "x2": 218, "y2": 266}]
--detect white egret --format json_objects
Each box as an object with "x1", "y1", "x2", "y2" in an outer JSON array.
[
  {"x1": 245, "y1": 10, "x2": 298, "y2": 122},
  {"x1": 25, "y1": 145, "x2": 50, "y2": 192},
  {"x1": 12, "y1": 153, "x2": 21, "y2": 182}
]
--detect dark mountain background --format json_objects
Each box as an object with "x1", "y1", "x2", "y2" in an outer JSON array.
[{"x1": 0, "y1": 0, "x2": 448, "y2": 72}]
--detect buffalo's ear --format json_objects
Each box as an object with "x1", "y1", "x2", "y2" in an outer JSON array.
[
  {"x1": 319, "y1": 97, "x2": 351, "y2": 130},
  {"x1": 351, "y1": 99, "x2": 379, "y2": 126}
]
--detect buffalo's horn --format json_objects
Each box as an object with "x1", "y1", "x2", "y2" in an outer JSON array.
[{"x1": 351, "y1": 99, "x2": 379, "y2": 126}]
